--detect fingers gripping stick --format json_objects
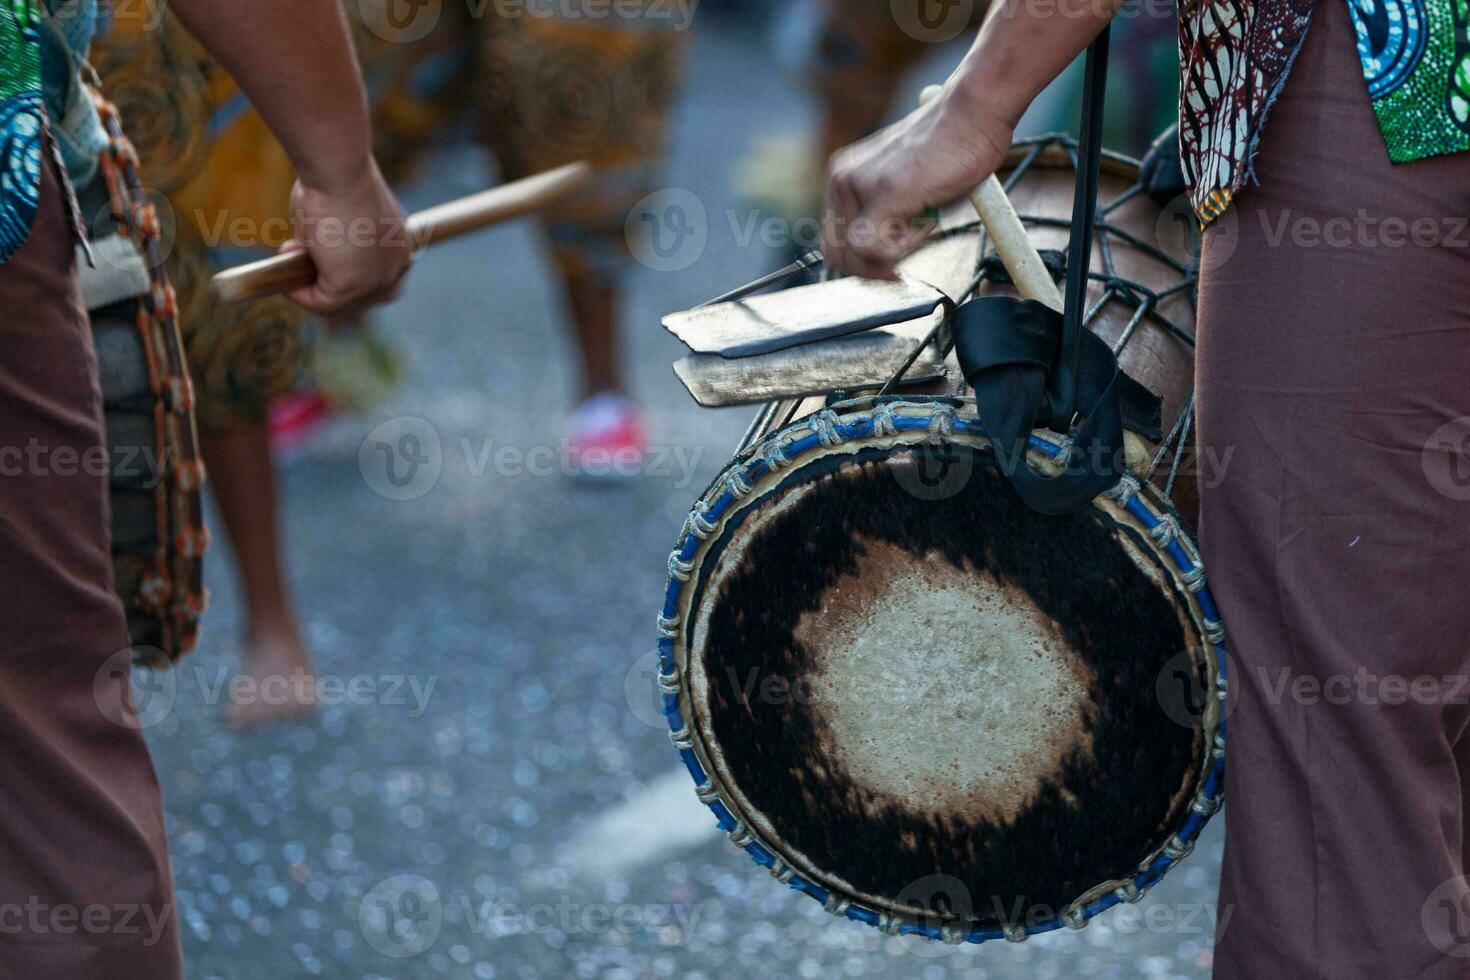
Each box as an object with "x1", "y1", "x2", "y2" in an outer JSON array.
[
  {"x1": 918, "y1": 85, "x2": 1063, "y2": 312},
  {"x1": 210, "y1": 161, "x2": 594, "y2": 305}
]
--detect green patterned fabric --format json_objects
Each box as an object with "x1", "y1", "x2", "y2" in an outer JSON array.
[
  {"x1": 0, "y1": 0, "x2": 43, "y2": 263},
  {"x1": 1348, "y1": 0, "x2": 1470, "y2": 162}
]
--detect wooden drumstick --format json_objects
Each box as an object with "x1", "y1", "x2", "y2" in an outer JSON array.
[
  {"x1": 918, "y1": 85, "x2": 1063, "y2": 313},
  {"x1": 210, "y1": 161, "x2": 594, "y2": 305}
]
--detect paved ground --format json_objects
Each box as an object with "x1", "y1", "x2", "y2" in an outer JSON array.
[{"x1": 140, "y1": 19, "x2": 1224, "y2": 979}]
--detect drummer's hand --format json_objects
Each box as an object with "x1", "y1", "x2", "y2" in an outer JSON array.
[
  {"x1": 823, "y1": 85, "x2": 1013, "y2": 280},
  {"x1": 282, "y1": 161, "x2": 412, "y2": 319}
]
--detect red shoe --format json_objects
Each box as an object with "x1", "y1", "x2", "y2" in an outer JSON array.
[
  {"x1": 269, "y1": 390, "x2": 333, "y2": 455},
  {"x1": 567, "y1": 393, "x2": 647, "y2": 480}
]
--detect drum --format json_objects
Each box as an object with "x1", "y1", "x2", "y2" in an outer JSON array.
[
  {"x1": 657, "y1": 137, "x2": 1224, "y2": 942},
  {"x1": 82, "y1": 93, "x2": 209, "y2": 665}
]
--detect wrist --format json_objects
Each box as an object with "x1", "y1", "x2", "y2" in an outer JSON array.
[
  {"x1": 948, "y1": 63, "x2": 1025, "y2": 137},
  {"x1": 295, "y1": 149, "x2": 379, "y2": 200}
]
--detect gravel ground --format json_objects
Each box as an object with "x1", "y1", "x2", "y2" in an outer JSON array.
[{"x1": 140, "y1": 22, "x2": 1224, "y2": 979}]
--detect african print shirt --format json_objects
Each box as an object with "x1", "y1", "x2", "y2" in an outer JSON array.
[
  {"x1": 1346, "y1": 0, "x2": 1470, "y2": 160},
  {"x1": 0, "y1": 0, "x2": 44, "y2": 264},
  {"x1": 1178, "y1": 0, "x2": 1470, "y2": 224}
]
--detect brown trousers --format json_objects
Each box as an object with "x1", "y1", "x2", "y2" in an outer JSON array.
[
  {"x1": 0, "y1": 159, "x2": 181, "y2": 975},
  {"x1": 1199, "y1": 2, "x2": 1470, "y2": 976}
]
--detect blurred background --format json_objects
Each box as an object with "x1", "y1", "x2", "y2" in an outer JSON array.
[{"x1": 102, "y1": 0, "x2": 1221, "y2": 975}]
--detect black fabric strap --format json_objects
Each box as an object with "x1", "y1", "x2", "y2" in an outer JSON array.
[
  {"x1": 953, "y1": 28, "x2": 1132, "y2": 516},
  {"x1": 1058, "y1": 26, "x2": 1112, "y2": 415},
  {"x1": 953, "y1": 297, "x2": 1134, "y2": 515}
]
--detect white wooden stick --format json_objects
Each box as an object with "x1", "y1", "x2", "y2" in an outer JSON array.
[{"x1": 919, "y1": 85, "x2": 1063, "y2": 312}]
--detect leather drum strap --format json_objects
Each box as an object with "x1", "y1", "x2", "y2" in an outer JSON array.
[{"x1": 952, "y1": 28, "x2": 1147, "y2": 517}]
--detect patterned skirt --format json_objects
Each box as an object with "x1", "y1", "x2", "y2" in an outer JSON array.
[{"x1": 91, "y1": 2, "x2": 689, "y2": 430}]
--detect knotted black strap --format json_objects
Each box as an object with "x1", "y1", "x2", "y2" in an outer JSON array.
[
  {"x1": 955, "y1": 296, "x2": 1140, "y2": 515},
  {"x1": 953, "y1": 28, "x2": 1140, "y2": 516}
]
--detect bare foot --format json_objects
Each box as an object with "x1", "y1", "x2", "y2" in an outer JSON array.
[{"x1": 224, "y1": 631, "x2": 318, "y2": 730}]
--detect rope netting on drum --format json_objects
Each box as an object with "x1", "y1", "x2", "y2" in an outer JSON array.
[{"x1": 883, "y1": 134, "x2": 1200, "y2": 502}]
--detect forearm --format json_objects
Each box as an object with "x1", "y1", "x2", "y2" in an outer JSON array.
[
  {"x1": 943, "y1": 0, "x2": 1125, "y2": 129},
  {"x1": 167, "y1": 0, "x2": 372, "y2": 194}
]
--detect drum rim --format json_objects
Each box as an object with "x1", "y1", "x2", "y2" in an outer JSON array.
[{"x1": 657, "y1": 397, "x2": 1227, "y2": 944}]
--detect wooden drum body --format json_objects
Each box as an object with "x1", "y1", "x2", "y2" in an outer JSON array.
[{"x1": 81, "y1": 94, "x2": 209, "y2": 665}]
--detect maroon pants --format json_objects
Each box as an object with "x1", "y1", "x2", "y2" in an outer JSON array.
[
  {"x1": 1200, "y1": 2, "x2": 1470, "y2": 976},
  {"x1": 0, "y1": 159, "x2": 181, "y2": 975}
]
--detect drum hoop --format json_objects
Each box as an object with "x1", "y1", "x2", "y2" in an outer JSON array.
[{"x1": 657, "y1": 399, "x2": 1227, "y2": 943}]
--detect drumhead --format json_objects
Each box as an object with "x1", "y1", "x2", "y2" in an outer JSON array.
[{"x1": 660, "y1": 399, "x2": 1225, "y2": 941}]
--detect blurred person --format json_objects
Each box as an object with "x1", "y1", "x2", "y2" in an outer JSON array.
[
  {"x1": 325, "y1": 1, "x2": 693, "y2": 462},
  {"x1": 737, "y1": 0, "x2": 1176, "y2": 241},
  {"x1": 821, "y1": 0, "x2": 1470, "y2": 975},
  {"x1": 90, "y1": 6, "x2": 437, "y2": 729},
  {"x1": 3, "y1": 0, "x2": 407, "y2": 973},
  {"x1": 473, "y1": 3, "x2": 689, "y2": 466},
  {"x1": 92, "y1": 0, "x2": 688, "y2": 727}
]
